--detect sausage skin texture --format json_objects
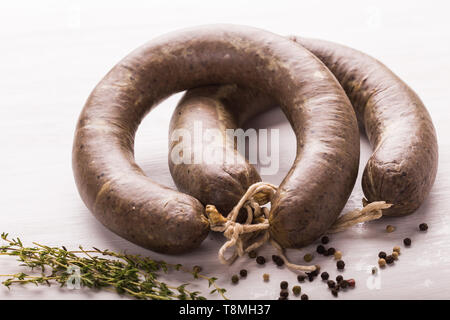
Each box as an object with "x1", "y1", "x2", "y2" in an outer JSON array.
[
  {"x1": 73, "y1": 25, "x2": 359, "y2": 252},
  {"x1": 291, "y1": 37, "x2": 438, "y2": 216}
]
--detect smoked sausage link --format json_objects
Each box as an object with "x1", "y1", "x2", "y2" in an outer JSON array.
[
  {"x1": 291, "y1": 37, "x2": 438, "y2": 216},
  {"x1": 73, "y1": 25, "x2": 359, "y2": 252}
]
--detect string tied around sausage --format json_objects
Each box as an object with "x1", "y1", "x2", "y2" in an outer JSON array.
[{"x1": 206, "y1": 182, "x2": 392, "y2": 273}]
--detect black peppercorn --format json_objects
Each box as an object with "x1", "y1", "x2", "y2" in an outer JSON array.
[
  {"x1": 336, "y1": 260, "x2": 345, "y2": 270},
  {"x1": 327, "y1": 280, "x2": 336, "y2": 289},
  {"x1": 321, "y1": 272, "x2": 329, "y2": 280},
  {"x1": 301, "y1": 294, "x2": 309, "y2": 300},
  {"x1": 340, "y1": 280, "x2": 349, "y2": 289},
  {"x1": 321, "y1": 236, "x2": 330, "y2": 244},
  {"x1": 403, "y1": 238, "x2": 412, "y2": 246},
  {"x1": 297, "y1": 274, "x2": 306, "y2": 282},
  {"x1": 316, "y1": 245, "x2": 326, "y2": 254},
  {"x1": 231, "y1": 274, "x2": 239, "y2": 284},
  {"x1": 419, "y1": 223, "x2": 428, "y2": 231},
  {"x1": 280, "y1": 290, "x2": 289, "y2": 298},
  {"x1": 331, "y1": 288, "x2": 338, "y2": 297},
  {"x1": 280, "y1": 281, "x2": 288, "y2": 290},
  {"x1": 239, "y1": 269, "x2": 247, "y2": 277},
  {"x1": 378, "y1": 251, "x2": 387, "y2": 259},
  {"x1": 256, "y1": 256, "x2": 266, "y2": 265},
  {"x1": 385, "y1": 255, "x2": 394, "y2": 264},
  {"x1": 336, "y1": 275, "x2": 343, "y2": 283},
  {"x1": 327, "y1": 247, "x2": 336, "y2": 255},
  {"x1": 307, "y1": 273, "x2": 314, "y2": 282},
  {"x1": 272, "y1": 255, "x2": 284, "y2": 266}
]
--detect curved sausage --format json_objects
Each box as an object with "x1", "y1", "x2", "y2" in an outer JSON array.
[
  {"x1": 168, "y1": 85, "x2": 272, "y2": 215},
  {"x1": 291, "y1": 36, "x2": 438, "y2": 216},
  {"x1": 170, "y1": 36, "x2": 438, "y2": 223},
  {"x1": 72, "y1": 25, "x2": 359, "y2": 253}
]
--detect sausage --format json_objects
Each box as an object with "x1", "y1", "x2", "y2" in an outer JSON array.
[
  {"x1": 290, "y1": 36, "x2": 438, "y2": 216},
  {"x1": 72, "y1": 25, "x2": 359, "y2": 253},
  {"x1": 168, "y1": 85, "x2": 272, "y2": 215},
  {"x1": 170, "y1": 36, "x2": 438, "y2": 222}
]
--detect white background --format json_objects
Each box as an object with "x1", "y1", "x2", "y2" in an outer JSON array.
[{"x1": 1, "y1": 0, "x2": 449, "y2": 300}]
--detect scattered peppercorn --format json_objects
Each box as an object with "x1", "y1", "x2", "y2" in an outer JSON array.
[
  {"x1": 256, "y1": 256, "x2": 266, "y2": 265},
  {"x1": 336, "y1": 260, "x2": 345, "y2": 270},
  {"x1": 307, "y1": 272, "x2": 315, "y2": 282},
  {"x1": 340, "y1": 280, "x2": 349, "y2": 289},
  {"x1": 248, "y1": 251, "x2": 257, "y2": 259},
  {"x1": 336, "y1": 275, "x2": 343, "y2": 283},
  {"x1": 280, "y1": 281, "x2": 288, "y2": 290},
  {"x1": 372, "y1": 267, "x2": 378, "y2": 274},
  {"x1": 385, "y1": 255, "x2": 394, "y2": 264},
  {"x1": 192, "y1": 265, "x2": 202, "y2": 273},
  {"x1": 321, "y1": 272, "x2": 330, "y2": 280},
  {"x1": 292, "y1": 285, "x2": 301, "y2": 296},
  {"x1": 303, "y1": 253, "x2": 314, "y2": 262},
  {"x1": 392, "y1": 251, "x2": 399, "y2": 260},
  {"x1": 378, "y1": 258, "x2": 386, "y2": 268},
  {"x1": 403, "y1": 238, "x2": 412, "y2": 246},
  {"x1": 327, "y1": 247, "x2": 336, "y2": 256},
  {"x1": 334, "y1": 250, "x2": 342, "y2": 260},
  {"x1": 239, "y1": 269, "x2": 247, "y2": 277},
  {"x1": 231, "y1": 274, "x2": 239, "y2": 284},
  {"x1": 297, "y1": 274, "x2": 306, "y2": 282},
  {"x1": 280, "y1": 290, "x2": 289, "y2": 298},
  {"x1": 312, "y1": 265, "x2": 321, "y2": 276},
  {"x1": 327, "y1": 280, "x2": 336, "y2": 288},
  {"x1": 386, "y1": 225, "x2": 396, "y2": 233},
  {"x1": 321, "y1": 236, "x2": 330, "y2": 244},
  {"x1": 301, "y1": 294, "x2": 309, "y2": 300},
  {"x1": 393, "y1": 246, "x2": 401, "y2": 254},
  {"x1": 378, "y1": 251, "x2": 387, "y2": 259},
  {"x1": 263, "y1": 273, "x2": 270, "y2": 282},
  {"x1": 316, "y1": 245, "x2": 326, "y2": 254},
  {"x1": 419, "y1": 223, "x2": 428, "y2": 231},
  {"x1": 347, "y1": 279, "x2": 356, "y2": 288},
  {"x1": 272, "y1": 255, "x2": 284, "y2": 266},
  {"x1": 331, "y1": 288, "x2": 339, "y2": 297}
]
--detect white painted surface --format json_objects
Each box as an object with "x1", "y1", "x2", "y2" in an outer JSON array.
[{"x1": 1, "y1": 0, "x2": 449, "y2": 300}]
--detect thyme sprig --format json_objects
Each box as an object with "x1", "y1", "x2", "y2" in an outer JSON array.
[{"x1": 0, "y1": 232, "x2": 228, "y2": 300}]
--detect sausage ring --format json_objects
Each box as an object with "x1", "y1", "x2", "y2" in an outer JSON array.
[{"x1": 72, "y1": 26, "x2": 359, "y2": 253}]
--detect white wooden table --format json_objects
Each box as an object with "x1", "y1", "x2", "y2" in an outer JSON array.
[{"x1": 1, "y1": 0, "x2": 449, "y2": 300}]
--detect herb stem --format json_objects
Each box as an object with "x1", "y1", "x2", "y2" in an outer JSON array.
[{"x1": 0, "y1": 232, "x2": 227, "y2": 300}]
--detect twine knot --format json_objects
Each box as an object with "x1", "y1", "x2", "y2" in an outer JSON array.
[{"x1": 207, "y1": 181, "x2": 392, "y2": 273}]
